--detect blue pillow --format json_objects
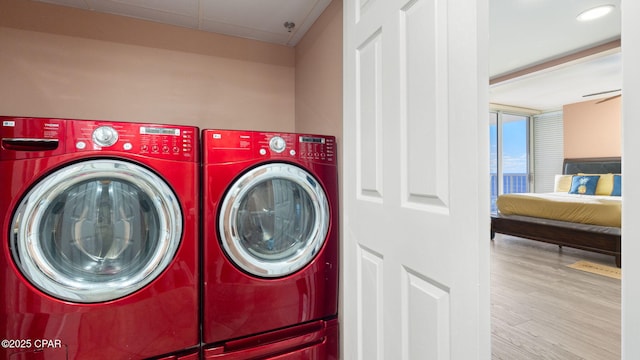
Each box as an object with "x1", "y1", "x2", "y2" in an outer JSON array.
[
  {"x1": 569, "y1": 175, "x2": 600, "y2": 195},
  {"x1": 611, "y1": 174, "x2": 621, "y2": 196}
]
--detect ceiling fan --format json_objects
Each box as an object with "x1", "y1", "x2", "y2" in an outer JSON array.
[{"x1": 582, "y1": 89, "x2": 622, "y2": 104}]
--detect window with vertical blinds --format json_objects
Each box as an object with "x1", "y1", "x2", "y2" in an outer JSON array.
[{"x1": 533, "y1": 111, "x2": 564, "y2": 193}]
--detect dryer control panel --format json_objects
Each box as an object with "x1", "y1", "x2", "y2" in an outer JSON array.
[
  {"x1": 206, "y1": 129, "x2": 335, "y2": 164},
  {"x1": 0, "y1": 116, "x2": 198, "y2": 162}
]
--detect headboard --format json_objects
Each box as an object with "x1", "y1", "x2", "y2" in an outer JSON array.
[{"x1": 563, "y1": 157, "x2": 621, "y2": 175}]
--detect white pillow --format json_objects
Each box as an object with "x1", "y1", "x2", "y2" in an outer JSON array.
[{"x1": 554, "y1": 174, "x2": 573, "y2": 192}]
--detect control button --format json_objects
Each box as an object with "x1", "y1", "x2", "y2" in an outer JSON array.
[
  {"x1": 76, "y1": 141, "x2": 86, "y2": 150},
  {"x1": 92, "y1": 126, "x2": 119, "y2": 147},
  {"x1": 289, "y1": 149, "x2": 296, "y2": 156},
  {"x1": 162, "y1": 145, "x2": 170, "y2": 153},
  {"x1": 141, "y1": 145, "x2": 149, "y2": 152},
  {"x1": 123, "y1": 143, "x2": 133, "y2": 151},
  {"x1": 173, "y1": 146, "x2": 180, "y2": 153},
  {"x1": 152, "y1": 145, "x2": 159, "y2": 152},
  {"x1": 269, "y1": 136, "x2": 286, "y2": 153},
  {"x1": 259, "y1": 148, "x2": 267, "y2": 155}
]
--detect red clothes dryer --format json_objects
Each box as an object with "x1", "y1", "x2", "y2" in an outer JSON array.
[
  {"x1": 201, "y1": 129, "x2": 339, "y2": 359},
  {"x1": 0, "y1": 117, "x2": 200, "y2": 359}
]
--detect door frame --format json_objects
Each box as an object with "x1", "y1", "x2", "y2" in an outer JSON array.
[{"x1": 341, "y1": 1, "x2": 640, "y2": 359}]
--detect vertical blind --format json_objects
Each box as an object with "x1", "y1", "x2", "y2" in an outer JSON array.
[{"x1": 533, "y1": 111, "x2": 564, "y2": 193}]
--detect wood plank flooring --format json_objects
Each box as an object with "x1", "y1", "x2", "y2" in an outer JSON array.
[{"x1": 491, "y1": 234, "x2": 621, "y2": 360}]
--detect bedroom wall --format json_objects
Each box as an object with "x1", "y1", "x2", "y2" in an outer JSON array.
[
  {"x1": 563, "y1": 97, "x2": 621, "y2": 158},
  {"x1": 0, "y1": 0, "x2": 295, "y2": 131}
]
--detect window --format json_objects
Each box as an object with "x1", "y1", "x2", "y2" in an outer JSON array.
[{"x1": 490, "y1": 112, "x2": 531, "y2": 213}]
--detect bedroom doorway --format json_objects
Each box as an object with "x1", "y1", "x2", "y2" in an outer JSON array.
[
  {"x1": 489, "y1": 68, "x2": 622, "y2": 359},
  {"x1": 489, "y1": 111, "x2": 531, "y2": 213}
]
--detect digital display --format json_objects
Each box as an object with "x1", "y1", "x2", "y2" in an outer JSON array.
[
  {"x1": 299, "y1": 136, "x2": 325, "y2": 144},
  {"x1": 140, "y1": 127, "x2": 180, "y2": 136}
]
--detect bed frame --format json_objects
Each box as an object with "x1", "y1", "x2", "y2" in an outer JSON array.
[{"x1": 491, "y1": 157, "x2": 622, "y2": 267}]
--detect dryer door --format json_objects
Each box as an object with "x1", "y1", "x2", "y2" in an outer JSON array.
[
  {"x1": 10, "y1": 159, "x2": 182, "y2": 303},
  {"x1": 219, "y1": 163, "x2": 329, "y2": 277}
]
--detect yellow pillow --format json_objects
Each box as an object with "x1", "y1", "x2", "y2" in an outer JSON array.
[
  {"x1": 554, "y1": 174, "x2": 573, "y2": 192},
  {"x1": 578, "y1": 173, "x2": 614, "y2": 195}
]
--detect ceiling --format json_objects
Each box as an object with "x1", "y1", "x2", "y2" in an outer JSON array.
[
  {"x1": 33, "y1": 0, "x2": 332, "y2": 46},
  {"x1": 489, "y1": 0, "x2": 622, "y2": 112},
  {"x1": 34, "y1": 0, "x2": 622, "y2": 112}
]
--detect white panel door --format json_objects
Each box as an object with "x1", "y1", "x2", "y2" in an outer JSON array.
[{"x1": 342, "y1": 0, "x2": 490, "y2": 359}]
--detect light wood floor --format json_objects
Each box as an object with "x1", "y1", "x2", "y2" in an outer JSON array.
[{"x1": 491, "y1": 234, "x2": 621, "y2": 360}]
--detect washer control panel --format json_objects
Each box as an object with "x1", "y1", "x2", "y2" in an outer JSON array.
[
  {"x1": 73, "y1": 121, "x2": 197, "y2": 161},
  {"x1": 0, "y1": 117, "x2": 198, "y2": 162}
]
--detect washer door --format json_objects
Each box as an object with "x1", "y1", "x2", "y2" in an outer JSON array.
[
  {"x1": 219, "y1": 163, "x2": 329, "y2": 277},
  {"x1": 10, "y1": 159, "x2": 182, "y2": 303}
]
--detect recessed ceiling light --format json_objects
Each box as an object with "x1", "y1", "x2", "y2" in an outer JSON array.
[{"x1": 576, "y1": 4, "x2": 615, "y2": 21}]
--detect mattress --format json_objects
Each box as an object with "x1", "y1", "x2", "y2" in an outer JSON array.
[{"x1": 496, "y1": 192, "x2": 621, "y2": 228}]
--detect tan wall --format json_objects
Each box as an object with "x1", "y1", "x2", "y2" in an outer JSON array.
[
  {"x1": 0, "y1": 0, "x2": 295, "y2": 131},
  {"x1": 563, "y1": 97, "x2": 621, "y2": 158},
  {"x1": 294, "y1": 0, "x2": 343, "y2": 139}
]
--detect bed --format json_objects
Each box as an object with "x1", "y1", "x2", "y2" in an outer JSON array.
[{"x1": 490, "y1": 157, "x2": 622, "y2": 267}]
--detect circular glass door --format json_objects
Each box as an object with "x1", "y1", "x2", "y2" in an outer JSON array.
[
  {"x1": 10, "y1": 159, "x2": 182, "y2": 303},
  {"x1": 219, "y1": 163, "x2": 329, "y2": 277}
]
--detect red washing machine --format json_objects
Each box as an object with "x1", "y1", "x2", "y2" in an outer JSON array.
[
  {"x1": 201, "y1": 129, "x2": 339, "y2": 359},
  {"x1": 0, "y1": 117, "x2": 200, "y2": 360}
]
